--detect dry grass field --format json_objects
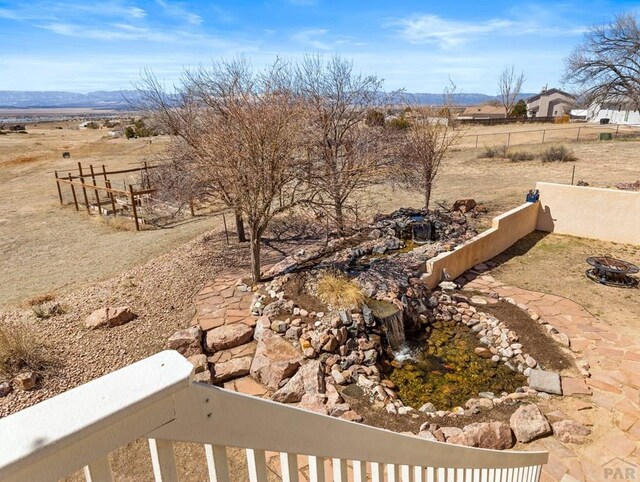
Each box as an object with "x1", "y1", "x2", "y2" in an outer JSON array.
[{"x1": 1, "y1": 121, "x2": 639, "y2": 308}]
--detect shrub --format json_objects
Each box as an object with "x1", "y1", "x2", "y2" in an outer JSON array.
[
  {"x1": 386, "y1": 117, "x2": 411, "y2": 130},
  {"x1": 85, "y1": 121, "x2": 100, "y2": 129},
  {"x1": 365, "y1": 109, "x2": 385, "y2": 127},
  {"x1": 124, "y1": 126, "x2": 137, "y2": 139},
  {"x1": 507, "y1": 150, "x2": 535, "y2": 162},
  {"x1": 316, "y1": 273, "x2": 365, "y2": 310},
  {"x1": 480, "y1": 144, "x2": 508, "y2": 158},
  {"x1": 32, "y1": 302, "x2": 65, "y2": 320},
  {"x1": 541, "y1": 145, "x2": 577, "y2": 163},
  {"x1": 0, "y1": 323, "x2": 56, "y2": 378}
]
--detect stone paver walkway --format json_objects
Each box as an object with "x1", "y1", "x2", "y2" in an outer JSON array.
[
  {"x1": 464, "y1": 273, "x2": 640, "y2": 482},
  {"x1": 193, "y1": 277, "x2": 261, "y2": 385}
]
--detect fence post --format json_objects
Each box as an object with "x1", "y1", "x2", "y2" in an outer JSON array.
[
  {"x1": 89, "y1": 164, "x2": 102, "y2": 215},
  {"x1": 475, "y1": 135, "x2": 479, "y2": 148},
  {"x1": 576, "y1": 127, "x2": 581, "y2": 142},
  {"x1": 54, "y1": 171, "x2": 63, "y2": 204},
  {"x1": 541, "y1": 130, "x2": 546, "y2": 143},
  {"x1": 129, "y1": 185, "x2": 140, "y2": 231},
  {"x1": 107, "y1": 180, "x2": 117, "y2": 216},
  {"x1": 189, "y1": 199, "x2": 195, "y2": 217},
  {"x1": 68, "y1": 173, "x2": 79, "y2": 211},
  {"x1": 507, "y1": 132, "x2": 511, "y2": 147},
  {"x1": 571, "y1": 165, "x2": 576, "y2": 185},
  {"x1": 615, "y1": 124, "x2": 620, "y2": 138},
  {"x1": 77, "y1": 162, "x2": 90, "y2": 213}
]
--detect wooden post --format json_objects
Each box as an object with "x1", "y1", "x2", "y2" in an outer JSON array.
[
  {"x1": 541, "y1": 130, "x2": 546, "y2": 143},
  {"x1": 615, "y1": 124, "x2": 620, "y2": 138},
  {"x1": 77, "y1": 162, "x2": 90, "y2": 213},
  {"x1": 68, "y1": 173, "x2": 79, "y2": 211},
  {"x1": 576, "y1": 127, "x2": 581, "y2": 142},
  {"x1": 89, "y1": 164, "x2": 102, "y2": 215},
  {"x1": 54, "y1": 171, "x2": 64, "y2": 204},
  {"x1": 507, "y1": 132, "x2": 511, "y2": 147},
  {"x1": 475, "y1": 135, "x2": 479, "y2": 148},
  {"x1": 571, "y1": 165, "x2": 576, "y2": 185},
  {"x1": 189, "y1": 199, "x2": 195, "y2": 217},
  {"x1": 129, "y1": 185, "x2": 140, "y2": 231},
  {"x1": 144, "y1": 161, "x2": 150, "y2": 189},
  {"x1": 107, "y1": 180, "x2": 117, "y2": 216}
]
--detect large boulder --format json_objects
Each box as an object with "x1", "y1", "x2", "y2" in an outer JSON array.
[
  {"x1": 510, "y1": 404, "x2": 552, "y2": 443},
  {"x1": 205, "y1": 324, "x2": 254, "y2": 352},
  {"x1": 85, "y1": 306, "x2": 136, "y2": 329},
  {"x1": 212, "y1": 356, "x2": 252, "y2": 383},
  {"x1": 167, "y1": 326, "x2": 203, "y2": 357},
  {"x1": 272, "y1": 360, "x2": 325, "y2": 403},
  {"x1": 448, "y1": 422, "x2": 515, "y2": 450},
  {"x1": 250, "y1": 330, "x2": 303, "y2": 390}
]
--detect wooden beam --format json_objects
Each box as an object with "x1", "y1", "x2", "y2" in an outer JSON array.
[{"x1": 129, "y1": 184, "x2": 140, "y2": 231}]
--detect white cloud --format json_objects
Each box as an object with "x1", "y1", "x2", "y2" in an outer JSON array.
[
  {"x1": 392, "y1": 15, "x2": 515, "y2": 47},
  {"x1": 291, "y1": 28, "x2": 354, "y2": 50},
  {"x1": 155, "y1": 0, "x2": 202, "y2": 25}
]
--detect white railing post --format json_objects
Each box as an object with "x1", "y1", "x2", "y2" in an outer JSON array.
[
  {"x1": 205, "y1": 444, "x2": 230, "y2": 482},
  {"x1": 333, "y1": 458, "x2": 348, "y2": 482},
  {"x1": 148, "y1": 439, "x2": 178, "y2": 482},
  {"x1": 308, "y1": 455, "x2": 326, "y2": 482},
  {"x1": 246, "y1": 448, "x2": 268, "y2": 482},
  {"x1": 83, "y1": 455, "x2": 113, "y2": 482},
  {"x1": 280, "y1": 452, "x2": 300, "y2": 482}
]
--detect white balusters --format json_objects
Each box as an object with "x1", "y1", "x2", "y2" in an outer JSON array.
[
  {"x1": 308, "y1": 455, "x2": 326, "y2": 482},
  {"x1": 205, "y1": 444, "x2": 230, "y2": 482},
  {"x1": 280, "y1": 452, "x2": 299, "y2": 482},
  {"x1": 148, "y1": 439, "x2": 177, "y2": 482},
  {"x1": 352, "y1": 460, "x2": 366, "y2": 482},
  {"x1": 83, "y1": 455, "x2": 113, "y2": 482},
  {"x1": 246, "y1": 449, "x2": 268, "y2": 482}
]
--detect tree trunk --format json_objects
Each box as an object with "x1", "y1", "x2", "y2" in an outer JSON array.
[
  {"x1": 335, "y1": 201, "x2": 345, "y2": 236},
  {"x1": 424, "y1": 188, "x2": 431, "y2": 210},
  {"x1": 235, "y1": 210, "x2": 247, "y2": 243},
  {"x1": 250, "y1": 230, "x2": 261, "y2": 283}
]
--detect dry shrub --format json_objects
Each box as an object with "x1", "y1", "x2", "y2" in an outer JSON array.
[
  {"x1": 480, "y1": 144, "x2": 508, "y2": 158},
  {"x1": 26, "y1": 293, "x2": 55, "y2": 306},
  {"x1": 316, "y1": 273, "x2": 365, "y2": 310},
  {"x1": 507, "y1": 150, "x2": 535, "y2": 162},
  {"x1": 32, "y1": 303, "x2": 65, "y2": 320},
  {"x1": 0, "y1": 323, "x2": 56, "y2": 378},
  {"x1": 541, "y1": 145, "x2": 577, "y2": 163}
]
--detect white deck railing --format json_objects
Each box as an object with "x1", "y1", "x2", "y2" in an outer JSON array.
[{"x1": 0, "y1": 351, "x2": 547, "y2": 482}]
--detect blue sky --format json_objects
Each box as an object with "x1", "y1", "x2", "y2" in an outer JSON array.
[{"x1": 0, "y1": 0, "x2": 637, "y2": 93}]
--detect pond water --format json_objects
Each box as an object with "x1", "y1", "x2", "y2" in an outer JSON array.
[{"x1": 388, "y1": 318, "x2": 525, "y2": 410}]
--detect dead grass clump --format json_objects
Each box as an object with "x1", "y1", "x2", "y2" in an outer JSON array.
[
  {"x1": 7, "y1": 156, "x2": 39, "y2": 166},
  {"x1": 316, "y1": 273, "x2": 365, "y2": 310},
  {"x1": 26, "y1": 293, "x2": 55, "y2": 306},
  {"x1": 32, "y1": 302, "x2": 66, "y2": 319},
  {"x1": 480, "y1": 144, "x2": 508, "y2": 158},
  {"x1": 541, "y1": 145, "x2": 577, "y2": 163},
  {"x1": 92, "y1": 215, "x2": 135, "y2": 231},
  {"x1": 0, "y1": 323, "x2": 56, "y2": 378},
  {"x1": 507, "y1": 150, "x2": 536, "y2": 162}
]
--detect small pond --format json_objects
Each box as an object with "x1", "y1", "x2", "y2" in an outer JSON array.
[{"x1": 388, "y1": 318, "x2": 525, "y2": 410}]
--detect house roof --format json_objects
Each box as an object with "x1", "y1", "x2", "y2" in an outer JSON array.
[
  {"x1": 526, "y1": 88, "x2": 575, "y2": 103},
  {"x1": 461, "y1": 105, "x2": 506, "y2": 116}
]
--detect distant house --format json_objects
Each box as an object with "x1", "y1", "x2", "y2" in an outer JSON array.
[
  {"x1": 587, "y1": 99, "x2": 640, "y2": 125},
  {"x1": 525, "y1": 88, "x2": 575, "y2": 118},
  {"x1": 458, "y1": 105, "x2": 506, "y2": 120}
]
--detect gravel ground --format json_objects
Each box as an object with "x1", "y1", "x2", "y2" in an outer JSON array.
[{"x1": 0, "y1": 226, "x2": 306, "y2": 417}]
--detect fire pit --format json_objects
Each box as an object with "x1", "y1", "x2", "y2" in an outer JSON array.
[{"x1": 585, "y1": 255, "x2": 639, "y2": 288}]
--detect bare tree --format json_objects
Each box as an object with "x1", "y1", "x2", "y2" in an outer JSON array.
[
  {"x1": 394, "y1": 84, "x2": 462, "y2": 209},
  {"x1": 563, "y1": 13, "x2": 640, "y2": 112},
  {"x1": 138, "y1": 58, "x2": 309, "y2": 282},
  {"x1": 498, "y1": 65, "x2": 526, "y2": 117},
  {"x1": 295, "y1": 55, "x2": 393, "y2": 236}
]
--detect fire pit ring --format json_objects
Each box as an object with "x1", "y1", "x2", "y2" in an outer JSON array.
[{"x1": 585, "y1": 254, "x2": 639, "y2": 288}]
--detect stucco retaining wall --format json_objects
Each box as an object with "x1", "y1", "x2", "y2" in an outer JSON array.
[
  {"x1": 536, "y1": 182, "x2": 640, "y2": 245},
  {"x1": 422, "y1": 202, "x2": 539, "y2": 288}
]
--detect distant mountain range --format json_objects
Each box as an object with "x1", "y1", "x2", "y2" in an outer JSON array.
[{"x1": 0, "y1": 90, "x2": 536, "y2": 109}]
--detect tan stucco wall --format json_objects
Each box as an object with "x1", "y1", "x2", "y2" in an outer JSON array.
[
  {"x1": 422, "y1": 202, "x2": 539, "y2": 288},
  {"x1": 536, "y1": 182, "x2": 640, "y2": 244}
]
